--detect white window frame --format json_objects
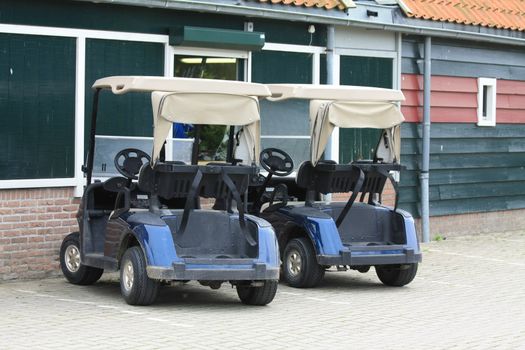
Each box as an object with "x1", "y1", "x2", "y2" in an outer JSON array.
[
  {"x1": 477, "y1": 77, "x2": 497, "y2": 127},
  {"x1": 259, "y1": 42, "x2": 324, "y2": 168}
]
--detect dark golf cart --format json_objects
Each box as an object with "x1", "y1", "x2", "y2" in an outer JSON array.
[
  {"x1": 250, "y1": 84, "x2": 421, "y2": 288},
  {"x1": 59, "y1": 76, "x2": 280, "y2": 305}
]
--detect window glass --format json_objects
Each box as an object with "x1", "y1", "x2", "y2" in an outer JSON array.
[
  {"x1": 0, "y1": 34, "x2": 75, "y2": 180},
  {"x1": 252, "y1": 50, "x2": 313, "y2": 169},
  {"x1": 339, "y1": 56, "x2": 393, "y2": 163},
  {"x1": 174, "y1": 55, "x2": 241, "y2": 162},
  {"x1": 477, "y1": 78, "x2": 496, "y2": 127},
  {"x1": 85, "y1": 39, "x2": 164, "y2": 139}
]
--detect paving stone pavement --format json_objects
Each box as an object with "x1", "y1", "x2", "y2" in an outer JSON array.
[{"x1": 1, "y1": 231, "x2": 524, "y2": 350}]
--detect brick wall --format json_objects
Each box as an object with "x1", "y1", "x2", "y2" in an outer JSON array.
[
  {"x1": 330, "y1": 181, "x2": 396, "y2": 207},
  {"x1": 416, "y1": 208, "x2": 525, "y2": 239},
  {"x1": 0, "y1": 188, "x2": 80, "y2": 281}
]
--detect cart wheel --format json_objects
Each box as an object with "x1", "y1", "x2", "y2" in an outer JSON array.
[
  {"x1": 283, "y1": 237, "x2": 325, "y2": 288},
  {"x1": 60, "y1": 232, "x2": 104, "y2": 285},
  {"x1": 375, "y1": 263, "x2": 418, "y2": 287},
  {"x1": 237, "y1": 280, "x2": 278, "y2": 306},
  {"x1": 120, "y1": 246, "x2": 159, "y2": 306}
]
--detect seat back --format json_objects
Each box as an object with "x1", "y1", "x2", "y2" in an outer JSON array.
[
  {"x1": 296, "y1": 161, "x2": 363, "y2": 195},
  {"x1": 138, "y1": 162, "x2": 258, "y2": 245}
]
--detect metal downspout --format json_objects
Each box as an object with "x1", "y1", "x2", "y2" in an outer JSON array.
[{"x1": 421, "y1": 36, "x2": 431, "y2": 243}]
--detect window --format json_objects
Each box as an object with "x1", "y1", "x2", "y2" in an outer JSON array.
[
  {"x1": 0, "y1": 33, "x2": 76, "y2": 180},
  {"x1": 252, "y1": 50, "x2": 314, "y2": 169},
  {"x1": 477, "y1": 78, "x2": 497, "y2": 127}
]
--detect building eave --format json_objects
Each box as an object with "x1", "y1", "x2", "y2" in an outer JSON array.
[{"x1": 72, "y1": 0, "x2": 525, "y2": 46}]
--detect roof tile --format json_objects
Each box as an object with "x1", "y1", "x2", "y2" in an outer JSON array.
[
  {"x1": 400, "y1": 0, "x2": 525, "y2": 32},
  {"x1": 257, "y1": 0, "x2": 352, "y2": 10}
]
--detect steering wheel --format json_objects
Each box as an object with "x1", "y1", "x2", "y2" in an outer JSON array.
[
  {"x1": 114, "y1": 148, "x2": 151, "y2": 180},
  {"x1": 260, "y1": 148, "x2": 294, "y2": 177}
]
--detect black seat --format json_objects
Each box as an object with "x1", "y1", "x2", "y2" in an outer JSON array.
[
  {"x1": 296, "y1": 161, "x2": 363, "y2": 199},
  {"x1": 351, "y1": 161, "x2": 404, "y2": 207},
  {"x1": 138, "y1": 162, "x2": 258, "y2": 245},
  {"x1": 296, "y1": 160, "x2": 365, "y2": 227}
]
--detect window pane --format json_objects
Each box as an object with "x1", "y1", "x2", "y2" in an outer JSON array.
[
  {"x1": 261, "y1": 138, "x2": 310, "y2": 170},
  {"x1": 92, "y1": 136, "x2": 192, "y2": 177},
  {"x1": 174, "y1": 55, "x2": 240, "y2": 162},
  {"x1": 252, "y1": 51, "x2": 312, "y2": 84},
  {"x1": 260, "y1": 99, "x2": 310, "y2": 136},
  {"x1": 0, "y1": 34, "x2": 75, "y2": 180},
  {"x1": 339, "y1": 56, "x2": 393, "y2": 163},
  {"x1": 482, "y1": 85, "x2": 488, "y2": 118},
  {"x1": 85, "y1": 39, "x2": 164, "y2": 139},
  {"x1": 174, "y1": 56, "x2": 239, "y2": 80}
]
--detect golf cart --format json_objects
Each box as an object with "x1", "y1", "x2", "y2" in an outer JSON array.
[
  {"x1": 251, "y1": 84, "x2": 421, "y2": 288},
  {"x1": 59, "y1": 76, "x2": 280, "y2": 305}
]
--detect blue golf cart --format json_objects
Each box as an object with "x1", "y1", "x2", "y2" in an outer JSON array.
[
  {"x1": 59, "y1": 76, "x2": 280, "y2": 305},
  {"x1": 251, "y1": 84, "x2": 422, "y2": 288}
]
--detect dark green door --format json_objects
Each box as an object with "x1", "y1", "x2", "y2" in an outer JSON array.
[{"x1": 339, "y1": 56, "x2": 393, "y2": 163}]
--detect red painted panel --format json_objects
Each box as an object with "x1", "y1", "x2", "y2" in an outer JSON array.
[
  {"x1": 401, "y1": 106, "x2": 476, "y2": 123},
  {"x1": 401, "y1": 74, "x2": 421, "y2": 91},
  {"x1": 497, "y1": 95, "x2": 525, "y2": 109},
  {"x1": 432, "y1": 76, "x2": 478, "y2": 93},
  {"x1": 431, "y1": 107, "x2": 477, "y2": 122},
  {"x1": 403, "y1": 91, "x2": 477, "y2": 108},
  {"x1": 432, "y1": 92, "x2": 477, "y2": 108},
  {"x1": 401, "y1": 74, "x2": 525, "y2": 124},
  {"x1": 497, "y1": 109, "x2": 525, "y2": 123},
  {"x1": 401, "y1": 74, "x2": 477, "y2": 93},
  {"x1": 497, "y1": 80, "x2": 525, "y2": 95},
  {"x1": 402, "y1": 90, "x2": 420, "y2": 107}
]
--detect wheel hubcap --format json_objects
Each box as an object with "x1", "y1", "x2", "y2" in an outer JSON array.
[
  {"x1": 287, "y1": 249, "x2": 302, "y2": 277},
  {"x1": 122, "y1": 260, "x2": 134, "y2": 292},
  {"x1": 65, "y1": 245, "x2": 81, "y2": 273}
]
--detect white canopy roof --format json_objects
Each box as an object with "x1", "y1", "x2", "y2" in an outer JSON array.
[
  {"x1": 93, "y1": 76, "x2": 271, "y2": 96},
  {"x1": 267, "y1": 84, "x2": 405, "y2": 165},
  {"x1": 93, "y1": 76, "x2": 271, "y2": 164},
  {"x1": 267, "y1": 84, "x2": 405, "y2": 103}
]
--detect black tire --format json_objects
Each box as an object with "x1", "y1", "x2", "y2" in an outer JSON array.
[
  {"x1": 236, "y1": 280, "x2": 278, "y2": 306},
  {"x1": 60, "y1": 232, "x2": 103, "y2": 285},
  {"x1": 120, "y1": 246, "x2": 159, "y2": 306},
  {"x1": 282, "y1": 237, "x2": 325, "y2": 288},
  {"x1": 375, "y1": 263, "x2": 418, "y2": 286}
]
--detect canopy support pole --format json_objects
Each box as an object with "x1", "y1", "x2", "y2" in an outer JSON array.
[
  {"x1": 85, "y1": 88, "x2": 101, "y2": 187},
  {"x1": 191, "y1": 125, "x2": 201, "y2": 165}
]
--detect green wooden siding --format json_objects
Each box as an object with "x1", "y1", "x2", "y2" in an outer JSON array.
[
  {"x1": 398, "y1": 123, "x2": 525, "y2": 217},
  {"x1": 339, "y1": 56, "x2": 393, "y2": 163},
  {"x1": 0, "y1": 34, "x2": 75, "y2": 180},
  {"x1": 85, "y1": 39, "x2": 164, "y2": 139}
]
